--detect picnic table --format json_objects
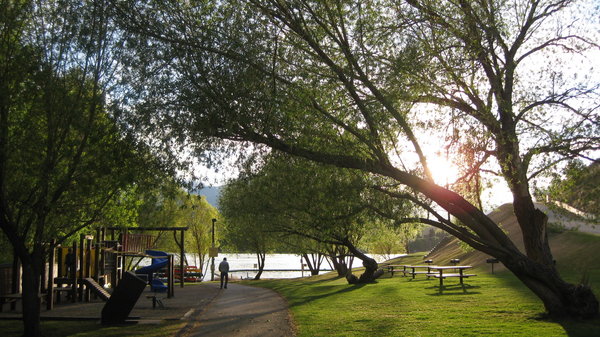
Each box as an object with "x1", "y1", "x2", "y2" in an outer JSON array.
[
  {"x1": 427, "y1": 265, "x2": 476, "y2": 287},
  {"x1": 402, "y1": 265, "x2": 434, "y2": 279},
  {"x1": 386, "y1": 264, "x2": 406, "y2": 277}
]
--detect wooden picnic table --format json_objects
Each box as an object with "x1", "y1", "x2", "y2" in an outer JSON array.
[
  {"x1": 387, "y1": 264, "x2": 437, "y2": 278},
  {"x1": 427, "y1": 265, "x2": 476, "y2": 287},
  {"x1": 386, "y1": 264, "x2": 406, "y2": 277},
  {"x1": 402, "y1": 265, "x2": 434, "y2": 279}
]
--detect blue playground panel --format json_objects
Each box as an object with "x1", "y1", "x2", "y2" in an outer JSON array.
[{"x1": 135, "y1": 250, "x2": 169, "y2": 281}]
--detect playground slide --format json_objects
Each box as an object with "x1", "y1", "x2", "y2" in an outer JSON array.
[
  {"x1": 135, "y1": 250, "x2": 169, "y2": 277},
  {"x1": 135, "y1": 260, "x2": 168, "y2": 274}
]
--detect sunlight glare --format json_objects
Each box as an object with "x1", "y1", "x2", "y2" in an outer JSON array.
[{"x1": 427, "y1": 155, "x2": 460, "y2": 186}]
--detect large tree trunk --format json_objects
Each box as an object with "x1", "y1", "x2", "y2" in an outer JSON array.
[
  {"x1": 502, "y1": 163, "x2": 599, "y2": 317},
  {"x1": 21, "y1": 258, "x2": 42, "y2": 337},
  {"x1": 502, "y1": 251, "x2": 598, "y2": 318},
  {"x1": 513, "y1": 194, "x2": 555, "y2": 266},
  {"x1": 328, "y1": 254, "x2": 348, "y2": 277},
  {"x1": 343, "y1": 239, "x2": 384, "y2": 284},
  {"x1": 326, "y1": 245, "x2": 351, "y2": 277}
]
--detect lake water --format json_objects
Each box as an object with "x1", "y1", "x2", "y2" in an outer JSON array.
[
  {"x1": 186, "y1": 253, "x2": 401, "y2": 280},
  {"x1": 138, "y1": 252, "x2": 403, "y2": 280}
]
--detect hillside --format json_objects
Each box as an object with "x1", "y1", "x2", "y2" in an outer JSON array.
[
  {"x1": 425, "y1": 203, "x2": 600, "y2": 274},
  {"x1": 194, "y1": 186, "x2": 222, "y2": 209}
]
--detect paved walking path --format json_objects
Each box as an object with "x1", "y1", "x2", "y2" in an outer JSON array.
[
  {"x1": 177, "y1": 283, "x2": 296, "y2": 337},
  {"x1": 0, "y1": 281, "x2": 295, "y2": 336}
]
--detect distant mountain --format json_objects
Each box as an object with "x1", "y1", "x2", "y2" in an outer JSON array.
[{"x1": 195, "y1": 186, "x2": 222, "y2": 209}]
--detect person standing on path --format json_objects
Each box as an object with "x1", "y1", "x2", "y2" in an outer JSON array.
[{"x1": 218, "y1": 257, "x2": 229, "y2": 289}]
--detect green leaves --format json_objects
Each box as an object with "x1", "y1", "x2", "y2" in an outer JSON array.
[
  {"x1": 539, "y1": 160, "x2": 600, "y2": 218},
  {"x1": 219, "y1": 152, "x2": 419, "y2": 256}
]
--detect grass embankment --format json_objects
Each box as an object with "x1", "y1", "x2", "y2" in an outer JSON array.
[{"x1": 251, "y1": 233, "x2": 600, "y2": 337}]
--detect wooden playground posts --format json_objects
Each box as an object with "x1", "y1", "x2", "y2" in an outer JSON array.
[
  {"x1": 40, "y1": 251, "x2": 47, "y2": 295},
  {"x1": 85, "y1": 235, "x2": 93, "y2": 301},
  {"x1": 52, "y1": 234, "x2": 116, "y2": 306},
  {"x1": 74, "y1": 234, "x2": 98, "y2": 302},
  {"x1": 46, "y1": 240, "x2": 55, "y2": 310},
  {"x1": 71, "y1": 240, "x2": 77, "y2": 302},
  {"x1": 2, "y1": 230, "x2": 117, "y2": 313},
  {"x1": 46, "y1": 238, "x2": 81, "y2": 309},
  {"x1": 78, "y1": 234, "x2": 85, "y2": 301},
  {"x1": 168, "y1": 254, "x2": 175, "y2": 298},
  {"x1": 107, "y1": 227, "x2": 123, "y2": 288},
  {"x1": 11, "y1": 251, "x2": 19, "y2": 311},
  {"x1": 95, "y1": 228, "x2": 102, "y2": 282},
  {"x1": 42, "y1": 226, "x2": 187, "y2": 310},
  {"x1": 179, "y1": 229, "x2": 184, "y2": 289}
]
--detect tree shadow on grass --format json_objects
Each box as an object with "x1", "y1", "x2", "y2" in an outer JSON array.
[
  {"x1": 425, "y1": 283, "x2": 481, "y2": 296},
  {"x1": 301, "y1": 275, "x2": 344, "y2": 285},
  {"x1": 288, "y1": 283, "x2": 367, "y2": 307},
  {"x1": 526, "y1": 313, "x2": 600, "y2": 337}
]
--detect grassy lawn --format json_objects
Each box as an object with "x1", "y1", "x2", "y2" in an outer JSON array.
[{"x1": 249, "y1": 252, "x2": 600, "y2": 337}]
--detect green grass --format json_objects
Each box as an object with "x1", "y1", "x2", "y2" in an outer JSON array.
[
  {"x1": 551, "y1": 231, "x2": 600, "y2": 292},
  {"x1": 248, "y1": 253, "x2": 600, "y2": 337}
]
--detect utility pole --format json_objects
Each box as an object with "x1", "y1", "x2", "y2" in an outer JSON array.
[{"x1": 211, "y1": 218, "x2": 216, "y2": 281}]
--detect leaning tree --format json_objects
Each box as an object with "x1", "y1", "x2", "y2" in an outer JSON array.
[{"x1": 113, "y1": 0, "x2": 599, "y2": 317}]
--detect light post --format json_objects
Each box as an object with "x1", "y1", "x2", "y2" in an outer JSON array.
[{"x1": 211, "y1": 218, "x2": 216, "y2": 281}]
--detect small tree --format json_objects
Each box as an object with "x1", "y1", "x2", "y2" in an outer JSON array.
[
  {"x1": 220, "y1": 178, "x2": 280, "y2": 280},
  {"x1": 184, "y1": 194, "x2": 219, "y2": 279},
  {"x1": 362, "y1": 221, "x2": 420, "y2": 259}
]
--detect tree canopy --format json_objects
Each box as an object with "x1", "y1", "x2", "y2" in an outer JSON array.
[
  {"x1": 219, "y1": 153, "x2": 421, "y2": 282},
  {"x1": 537, "y1": 160, "x2": 600, "y2": 218},
  {"x1": 113, "y1": 0, "x2": 600, "y2": 318}
]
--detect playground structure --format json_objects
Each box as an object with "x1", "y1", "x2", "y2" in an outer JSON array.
[{"x1": 1, "y1": 226, "x2": 189, "y2": 321}]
